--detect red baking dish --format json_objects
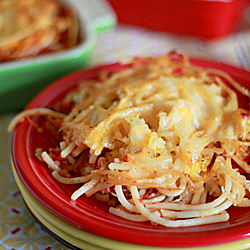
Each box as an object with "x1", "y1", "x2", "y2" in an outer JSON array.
[
  {"x1": 11, "y1": 59, "x2": 250, "y2": 248},
  {"x1": 107, "y1": 0, "x2": 248, "y2": 39}
]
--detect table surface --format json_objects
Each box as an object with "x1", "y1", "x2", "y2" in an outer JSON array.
[{"x1": 0, "y1": 15, "x2": 250, "y2": 250}]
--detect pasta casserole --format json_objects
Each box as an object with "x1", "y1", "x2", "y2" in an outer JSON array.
[
  {"x1": 0, "y1": 0, "x2": 79, "y2": 62},
  {"x1": 9, "y1": 51, "x2": 250, "y2": 227}
]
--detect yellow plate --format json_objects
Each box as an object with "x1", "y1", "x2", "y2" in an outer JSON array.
[{"x1": 12, "y1": 164, "x2": 250, "y2": 250}]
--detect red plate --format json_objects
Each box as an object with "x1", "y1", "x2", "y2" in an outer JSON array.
[{"x1": 11, "y1": 59, "x2": 250, "y2": 248}]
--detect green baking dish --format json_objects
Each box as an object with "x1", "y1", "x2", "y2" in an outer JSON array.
[{"x1": 0, "y1": 0, "x2": 116, "y2": 114}]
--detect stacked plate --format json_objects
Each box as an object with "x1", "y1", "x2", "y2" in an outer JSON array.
[{"x1": 11, "y1": 60, "x2": 250, "y2": 249}]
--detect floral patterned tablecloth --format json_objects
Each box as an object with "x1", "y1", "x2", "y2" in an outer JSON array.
[
  {"x1": 0, "y1": 116, "x2": 69, "y2": 250},
  {"x1": 0, "y1": 17, "x2": 250, "y2": 250}
]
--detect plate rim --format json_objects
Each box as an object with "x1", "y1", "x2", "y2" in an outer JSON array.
[{"x1": 12, "y1": 163, "x2": 250, "y2": 250}]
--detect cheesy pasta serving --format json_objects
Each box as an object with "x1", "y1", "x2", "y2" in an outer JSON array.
[{"x1": 9, "y1": 51, "x2": 250, "y2": 227}]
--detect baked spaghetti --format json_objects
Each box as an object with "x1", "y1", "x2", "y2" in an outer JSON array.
[
  {"x1": 9, "y1": 51, "x2": 250, "y2": 227},
  {"x1": 0, "y1": 0, "x2": 79, "y2": 62}
]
